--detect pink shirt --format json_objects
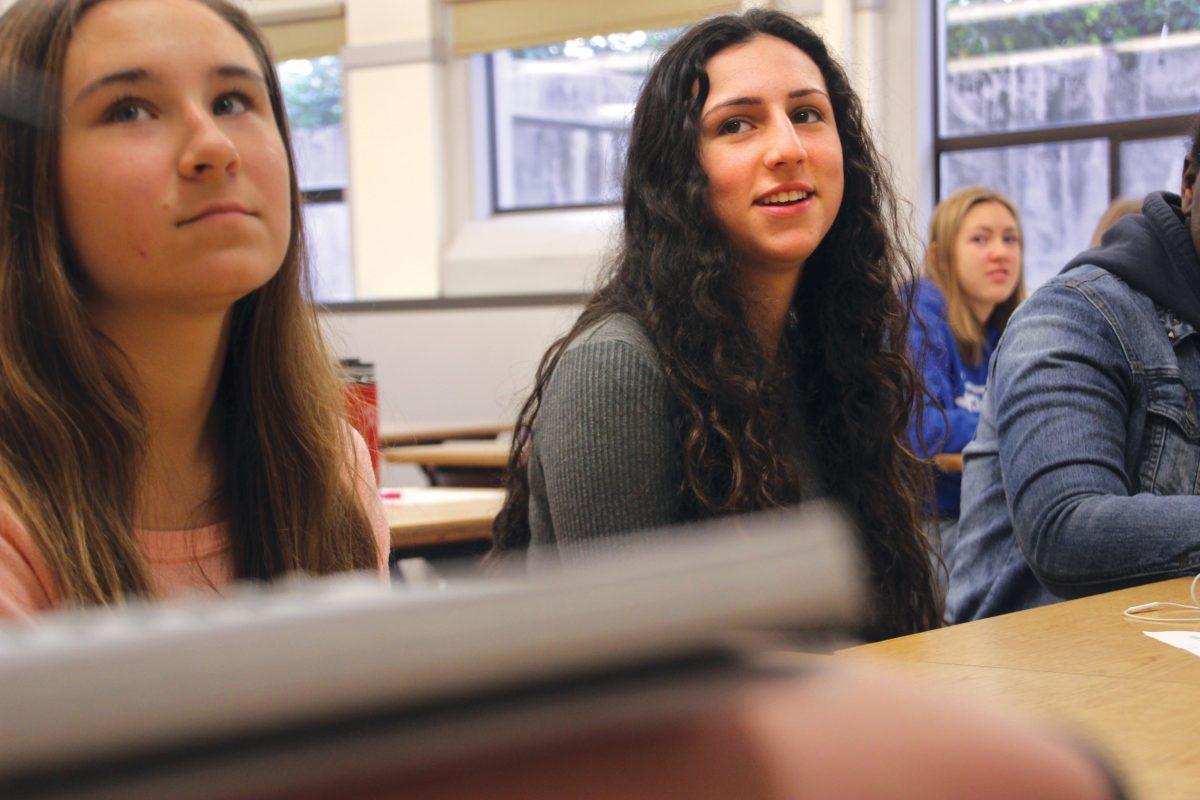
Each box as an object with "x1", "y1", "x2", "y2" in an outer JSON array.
[{"x1": 0, "y1": 432, "x2": 390, "y2": 622}]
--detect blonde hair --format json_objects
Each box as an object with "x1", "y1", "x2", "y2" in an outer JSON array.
[
  {"x1": 1089, "y1": 197, "x2": 1142, "y2": 247},
  {"x1": 0, "y1": 0, "x2": 377, "y2": 607},
  {"x1": 925, "y1": 186, "x2": 1026, "y2": 365}
]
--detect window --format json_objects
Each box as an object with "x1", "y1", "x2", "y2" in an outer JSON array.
[
  {"x1": 277, "y1": 55, "x2": 353, "y2": 302},
  {"x1": 486, "y1": 26, "x2": 686, "y2": 213},
  {"x1": 935, "y1": 0, "x2": 1198, "y2": 289}
]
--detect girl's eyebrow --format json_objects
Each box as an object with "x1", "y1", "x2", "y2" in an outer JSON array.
[
  {"x1": 702, "y1": 87, "x2": 829, "y2": 123},
  {"x1": 71, "y1": 67, "x2": 150, "y2": 109},
  {"x1": 215, "y1": 64, "x2": 267, "y2": 85},
  {"x1": 70, "y1": 64, "x2": 266, "y2": 109}
]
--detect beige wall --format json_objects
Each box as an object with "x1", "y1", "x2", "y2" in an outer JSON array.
[{"x1": 342, "y1": 0, "x2": 445, "y2": 298}]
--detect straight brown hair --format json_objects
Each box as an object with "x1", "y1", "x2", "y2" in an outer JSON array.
[{"x1": 0, "y1": 0, "x2": 377, "y2": 607}]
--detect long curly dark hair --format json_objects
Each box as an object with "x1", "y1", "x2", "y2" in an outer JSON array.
[{"x1": 492, "y1": 9, "x2": 939, "y2": 638}]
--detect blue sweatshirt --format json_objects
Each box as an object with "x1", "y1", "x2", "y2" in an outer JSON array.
[{"x1": 908, "y1": 279, "x2": 998, "y2": 518}]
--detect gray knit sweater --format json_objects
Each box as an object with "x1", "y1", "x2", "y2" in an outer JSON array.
[{"x1": 526, "y1": 313, "x2": 821, "y2": 564}]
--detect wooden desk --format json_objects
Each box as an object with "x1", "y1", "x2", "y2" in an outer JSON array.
[
  {"x1": 384, "y1": 487, "x2": 504, "y2": 549},
  {"x1": 839, "y1": 579, "x2": 1200, "y2": 799},
  {"x1": 384, "y1": 440, "x2": 511, "y2": 487},
  {"x1": 380, "y1": 422, "x2": 512, "y2": 448}
]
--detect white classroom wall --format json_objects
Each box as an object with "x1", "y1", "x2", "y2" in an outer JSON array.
[
  {"x1": 321, "y1": 304, "x2": 581, "y2": 425},
  {"x1": 320, "y1": 304, "x2": 579, "y2": 483}
]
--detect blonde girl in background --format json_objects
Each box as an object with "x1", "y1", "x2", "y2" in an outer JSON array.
[{"x1": 909, "y1": 186, "x2": 1024, "y2": 580}]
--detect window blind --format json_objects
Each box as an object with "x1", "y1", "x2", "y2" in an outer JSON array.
[
  {"x1": 260, "y1": 12, "x2": 345, "y2": 61},
  {"x1": 446, "y1": 0, "x2": 736, "y2": 56}
]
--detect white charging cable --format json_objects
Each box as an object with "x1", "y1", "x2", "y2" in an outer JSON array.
[{"x1": 1122, "y1": 572, "x2": 1200, "y2": 623}]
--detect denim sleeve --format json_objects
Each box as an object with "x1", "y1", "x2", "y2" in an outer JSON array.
[
  {"x1": 909, "y1": 311, "x2": 979, "y2": 457},
  {"x1": 995, "y1": 285, "x2": 1200, "y2": 597}
]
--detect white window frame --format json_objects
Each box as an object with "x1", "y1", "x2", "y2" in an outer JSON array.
[{"x1": 439, "y1": 51, "x2": 621, "y2": 298}]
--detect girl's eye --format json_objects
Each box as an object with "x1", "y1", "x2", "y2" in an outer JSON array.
[
  {"x1": 971, "y1": 235, "x2": 988, "y2": 245},
  {"x1": 718, "y1": 118, "x2": 750, "y2": 135},
  {"x1": 105, "y1": 99, "x2": 152, "y2": 124},
  {"x1": 214, "y1": 92, "x2": 250, "y2": 116},
  {"x1": 792, "y1": 107, "x2": 822, "y2": 124}
]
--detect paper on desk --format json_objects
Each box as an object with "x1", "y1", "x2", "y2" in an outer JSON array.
[{"x1": 1144, "y1": 631, "x2": 1200, "y2": 658}]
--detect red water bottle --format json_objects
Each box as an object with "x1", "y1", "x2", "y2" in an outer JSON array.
[{"x1": 341, "y1": 358, "x2": 380, "y2": 482}]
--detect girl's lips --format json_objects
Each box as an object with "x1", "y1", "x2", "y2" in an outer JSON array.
[
  {"x1": 192, "y1": 210, "x2": 253, "y2": 224},
  {"x1": 178, "y1": 203, "x2": 255, "y2": 226},
  {"x1": 755, "y1": 195, "x2": 814, "y2": 217}
]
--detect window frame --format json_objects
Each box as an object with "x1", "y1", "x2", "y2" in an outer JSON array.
[
  {"x1": 300, "y1": 187, "x2": 345, "y2": 205},
  {"x1": 930, "y1": 1, "x2": 1195, "y2": 206},
  {"x1": 277, "y1": 53, "x2": 348, "y2": 202},
  {"x1": 484, "y1": 48, "x2": 629, "y2": 215},
  {"x1": 297, "y1": 185, "x2": 351, "y2": 302},
  {"x1": 276, "y1": 52, "x2": 352, "y2": 301},
  {"x1": 482, "y1": 28, "x2": 692, "y2": 216},
  {"x1": 429, "y1": 51, "x2": 624, "y2": 303}
]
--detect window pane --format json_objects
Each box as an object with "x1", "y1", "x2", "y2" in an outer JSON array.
[
  {"x1": 940, "y1": 0, "x2": 1200, "y2": 137},
  {"x1": 304, "y1": 201, "x2": 354, "y2": 302},
  {"x1": 1120, "y1": 135, "x2": 1189, "y2": 199},
  {"x1": 940, "y1": 139, "x2": 1109, "y2": 290},
  {"x1": 490, "y1": 27, "x2": 685, "y2": 211},
  {"x1": 278, "y1": 55, "x2": 347, "y2": 191}
]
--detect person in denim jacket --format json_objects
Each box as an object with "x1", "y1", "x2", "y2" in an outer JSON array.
[{"x1": 947, "y1": 122, "x2": 1200, "y2": 623}]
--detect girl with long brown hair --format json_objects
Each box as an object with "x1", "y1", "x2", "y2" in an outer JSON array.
[
  {"x1": 0, "y1": 0, "x2": 387, "y2": 619},
  {"x1": 492, "y1": 9, "x2": 941, "y2": 639}
]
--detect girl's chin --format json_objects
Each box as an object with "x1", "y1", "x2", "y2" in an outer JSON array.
[{"x1": 739, "y1": 246, "x2": 820, "y2": 273}]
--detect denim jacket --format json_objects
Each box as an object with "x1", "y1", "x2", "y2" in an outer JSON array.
[{"x1": 946, "y1": 262, "x2": 1200, "y2": 622}]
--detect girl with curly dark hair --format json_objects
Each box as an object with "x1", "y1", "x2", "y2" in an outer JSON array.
[{"x1": 491, "y1": 8, "x2": 940, "y2": 639}]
